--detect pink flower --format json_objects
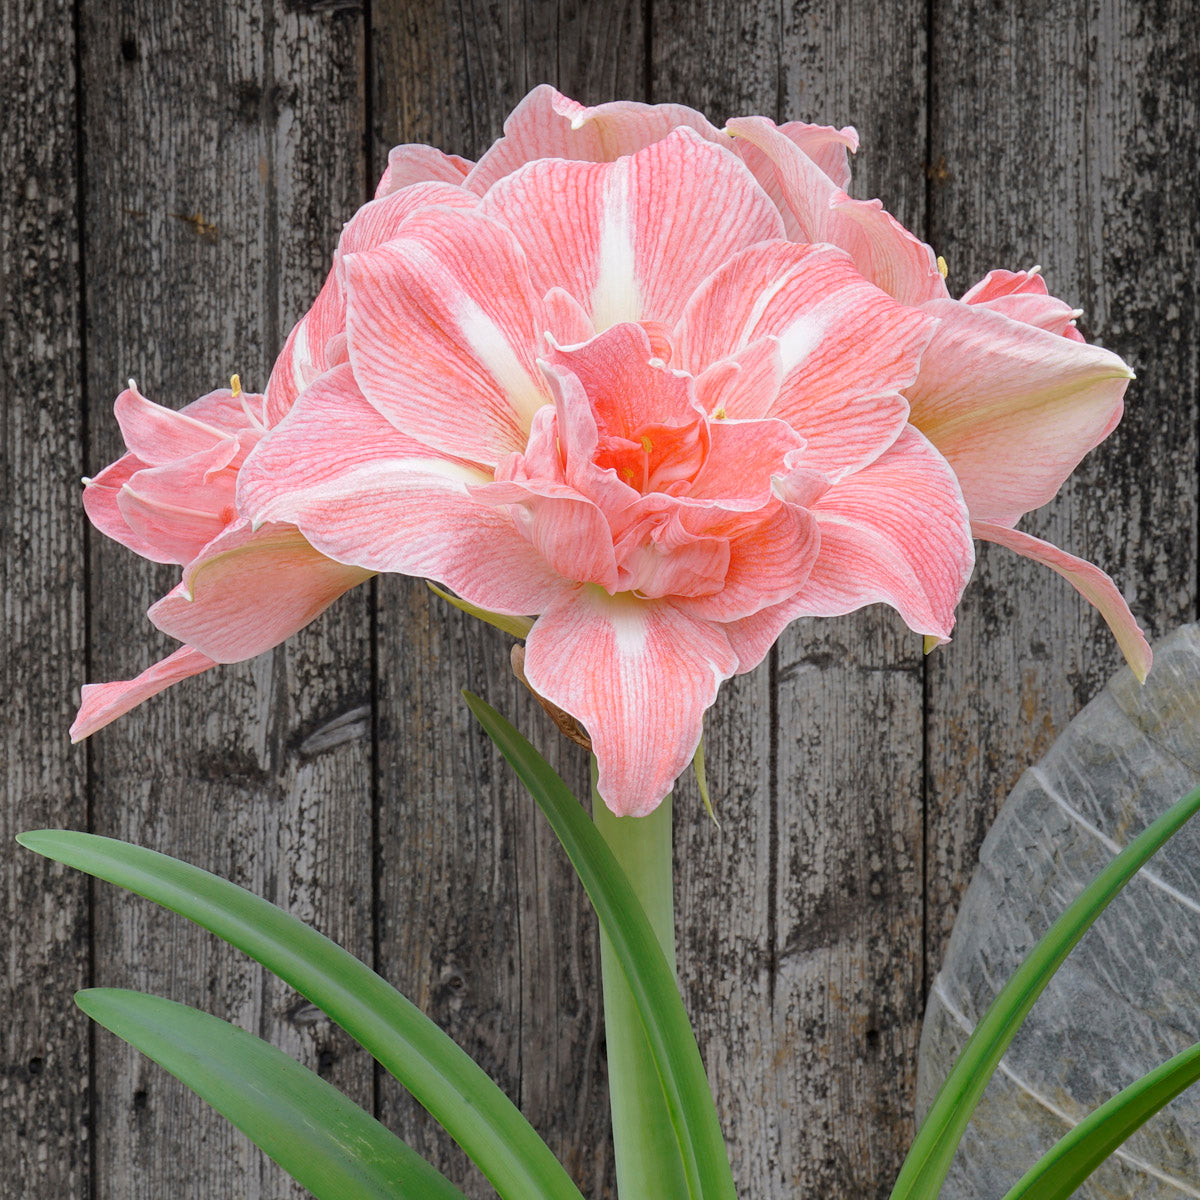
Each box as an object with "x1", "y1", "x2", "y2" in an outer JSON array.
[
  {"x1": 72, "y1": 381, "x2": 371, "y2": 740},
  {"x1": 724, "y1": 114, "x2": 1149, "y2": 678},
  {"x1": 271, "y1": 85, "x2": 1148, "y2": 684},
  {"x1": 239, "y1": 118, "x2": 975, "y2": 815},
  {"x1": 82, "y1": 85, "x2": 1148, "y2": 815}
]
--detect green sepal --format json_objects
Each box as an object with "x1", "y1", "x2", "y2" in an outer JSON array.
[{"x1": 427, "y1": 581, "x2": 535, "y2": 638}]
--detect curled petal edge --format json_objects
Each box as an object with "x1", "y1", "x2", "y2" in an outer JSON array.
[
  {"x1": 70, "y1": 645, "x2": 218, "y2": 742},
  {"x1": 974, "y1": 519, "x2": 1152, "y2": 683}
]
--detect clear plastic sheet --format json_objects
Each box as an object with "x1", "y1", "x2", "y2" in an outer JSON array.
[{"x1": 916, "y1": 624, "x2": 1200, "y2": 1198}]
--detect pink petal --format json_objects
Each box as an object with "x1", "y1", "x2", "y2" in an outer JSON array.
[
  {"x1": 612, "y1": 509, "x2": 730, "y2": 599},
  {"x1": 148, "y1": 520, "x2": 373, "y2": 663},
  {"x1": 114, "y1": 382, "x2": 239, "y2": 464},
  {"x1": 720, "y1": 599, "x2": 801, "y2": 675},
  {"x1": 776, "y1": 121, "x2": 859, "y2": 190},
  {"x1": 478, "y1": 127, "x2": 785, "y2": 329},
  {"x1": 375, "y1": 144, "x2": 473, "y2": 198},
  {"x1": 83, "y1": 452, "x2": 164, "y2": 561},
  {"x1": 523, "y1": 590, "x2": 738, "y2": 816},
  {"x1": 543, "y1": 287, "x2": 596, "y2": 345},
  {"x1": 674, "y1": 500, "x2": 821, "y2": 622},
  {"x1": 266, "y1": 270, "x2": 347, "y2": 424},
  {"x1": 115, "y1": 439, "x2": 240, "y2": 565},
  {"x1": 725, "y1": 115, "x2": 946, "y2": 306},
  {"x1": 693, "y1": 338, "x2": 783, "y2": 422},
  {"x1": 339, "y1": 181, "x2": 479, "y2": 256},
  {"x1": 535, "y1": 359, "x2": 642, "y2": 522},
  {"x1": 676, "y1": 242, "x2": 933, "y2": 474},
  {"x1": 547, "y1": 323, "x2": 698, "y2": 436},
  {"x1": 973, "y1": 520, "x2": 1152, "y2": 682},
  {"x1": 344, "y1": 207, "x2": 551, "y2": 464},
  {"x1": 685, "y1": 416, "x2": 804, "y2": 507},
  {"x1": 470, "y1": 478, "x2": 619, "y2": 592},
  {"x1": 70, "y1": 645, "x2": 218, "y2": 741},
  {"x1": 265, "y1": 182, "x2": 478, "y2": 425},
  {"x1": 969, "y1": 291, "x2": 1085, "y2": 340},
  {"x1": 239, "y1": 365, "x2": 572, "y2": 615},
  {"x1": 789, "y1": 425, "x2": 974, "y2": 638},
  {"x1": 962, "y1": 269, "x2": 1084, "y2": 341},
  {"x1": 175, "y1": 386, "x2": 266, "y2": 433},
  {"x1": 466, "y1": 84, "x2": 727, "y2": 194},
  {"x1": 905, "y1": 299, "x2": 1133, "y2": 525}
]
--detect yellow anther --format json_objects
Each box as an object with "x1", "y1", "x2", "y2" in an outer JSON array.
[
  {"x1": 640, "y1": 435, "x2": 654, "y2": 453},
  {"x1": 230, "y1": 373, "x2": 242, "y2": 398},
  {"x1": 621, "y1": 466, "x2": 635, "y2": 483},
  {"x1": 936, "y1": 256, "x2": 949, "y2": 279},
  {"x1": 712, "y1": 407, "x2": 726, "y2": 421}
]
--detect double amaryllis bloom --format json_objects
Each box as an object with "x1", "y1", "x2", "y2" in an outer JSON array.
[{"x1": 74, "y1": 85, "x2": 1149, "y2": 817}]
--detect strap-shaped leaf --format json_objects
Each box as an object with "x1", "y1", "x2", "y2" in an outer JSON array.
[
  {"x1": 17, "y1": 830, "x2": 583, "y2": 1200},
  {"x1": 890, "y1": 783, "x2": 1200, "y2": 1200},
  {"x1": 76, "y1": 988, "x2": 466, "y2": 1200},
  {"x1": 463, "y1": 691, "x2": 736, "y2": 1200},
  {"x1": 1001, "y1": 1040, "x2": 1200, "y2": 1200}
]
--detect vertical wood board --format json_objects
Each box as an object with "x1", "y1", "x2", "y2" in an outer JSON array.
[
  {"x1": 370, "y1": 3, "x2": 646, "y2": 1196},
  {"x1": 924, "y1": 0, "x2": 1200, "y2": 977},
  {"x1": 1, "y1": 0, "x2": 89, "y2": 1195},
  {"x1": 79, "y1": 2, "x2": 372, "y2": 1196}
]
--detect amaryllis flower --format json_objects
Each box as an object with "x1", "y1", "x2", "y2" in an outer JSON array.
[
  {"x1": 72, "y1": 381, "x2": 371, "y2": 740},
  {"x1": 722, "y1": 112, "x2": 1149, "y2": 678},
  {"x1": 271, "y1": 85, "x2": 1148, "y2": 683},
  {"x1": 238, "y1": 124, "x2": 975, "y2": 815},
  {"x1": 79, "y1": 84, "x2": 1149, "y2": 817}
]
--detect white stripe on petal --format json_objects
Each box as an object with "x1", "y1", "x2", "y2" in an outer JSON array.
[
  {"x1": 291, "y1": 316, "x2": 311, "y2": 391},
  {"x1": 777, "y1": 312, "x2": 827, "y2": 375},
  {"x1": 591, "y1": 166, "x2": 640, "y2": 330},
  {"x1": 456, "y1": 295, "x2": 547, "y2": 428}
]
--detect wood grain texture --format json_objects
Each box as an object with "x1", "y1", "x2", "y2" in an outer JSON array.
[
  {"x1": 0, "y1": 0, "x2": 89, "y2": 1195},
  {"x1": 3, "y1": 1, "x2": 1197, "y2": 1197},
  {"x1": 369, "y1": 5, "x2": 645, "y2": 1195},
  {"x1": 79, "y1": 2, "x2": 371, "y2": 1196},
  {"x1": 924, "y1": 0, "x2": 1200, "y2": 978},
  {"x1": 651, "y1": 3, "x2": 929, "y2": 1194}
]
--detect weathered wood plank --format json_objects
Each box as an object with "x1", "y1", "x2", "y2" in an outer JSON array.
[
  {"x1": 650, "y1": 4, "x2": 930, "y2": 1195},
  {"x1": 79, "y1": 2, "x2": 372, "y2": 1196},
  {"x1": 0, "y1": 1, "x2": 89, "y2": 1195},
  {"x1": 647, "y1": 11, "x2": 785, "y2": 1197},
  {"x1": 773, "y1": 12, "x2": 931, "y2": 1194},
  {"x1": 369, "y1": 3, "x2": 644, "y2": 1196},
  {"x1": 6, "y1": 3, "x2": 1194, "y2": 1197},
  {"x1": 925, "y1": 0, "x2": 1200, "y2": 981}
]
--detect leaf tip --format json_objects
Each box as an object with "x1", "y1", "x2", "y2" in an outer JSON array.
[{"x1": 16, "y1": 829, "x2": 64, "y2": 855}]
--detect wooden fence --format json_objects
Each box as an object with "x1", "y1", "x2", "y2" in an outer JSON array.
[{"x1": 3, "y1": 1, "x2": 1196, "y2": 1195}]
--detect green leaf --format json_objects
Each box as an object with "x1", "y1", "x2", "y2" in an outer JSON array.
[
  {"x1": 462, "y1": 691, "x2": 737, "y2": 1200},
  {"x1": 76, "y1": 988, "x2": 466, "y2": 1200},
  {"x1": 17, "y1": 830, "x2": 582, "y2": 1200},
  {"x1": 1001, "y1": 1040, "x2": 1200, "y2": 1200},
  {"x1": 427, "y1": 581, "x2": 535, "y2": 638},
  {"x1": 890, "y1": 783, "x2": 1200, "y2": 1200}
]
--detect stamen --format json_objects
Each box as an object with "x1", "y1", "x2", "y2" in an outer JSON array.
[
  {"x1": 712, "y1": 407, "x2": 726, "y2": 421},
  {"x1": 234, "y1": 376, "x2": 269, "y2": 434},
  {"x1": 640, "y1": 435, "x2": 653, "y2": 453},
  {"x1": 936, "y1": 255, "x2": 949, "y2": 279}
]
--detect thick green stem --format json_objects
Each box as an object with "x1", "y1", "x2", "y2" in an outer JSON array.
[{"x1": 593, "y1": 769, "x2": 688, "y2": 1199}]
